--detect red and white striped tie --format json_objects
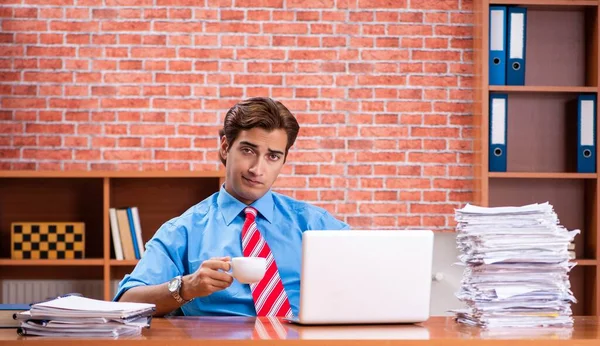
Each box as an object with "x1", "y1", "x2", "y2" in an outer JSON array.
[{"x1": 241, "y1": 207, "x2": 293, "y2": 317}]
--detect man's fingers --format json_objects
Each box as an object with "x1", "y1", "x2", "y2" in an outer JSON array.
[
  {"x1": 202, "y1": 259, "x2": 231, "y2": 271},
  {"x1": 208, "y1": 278, "x2": 231, "y2": 290},
  {"x1": 208, "y1": 270, "x2": 234, "y2": 284}
]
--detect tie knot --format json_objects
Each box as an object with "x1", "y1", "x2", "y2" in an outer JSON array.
[{"x1": 244, "y1": 207, "x2": 257, "y2": 220}]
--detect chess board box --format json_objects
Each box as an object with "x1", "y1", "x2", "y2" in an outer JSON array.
[{"x1": 11, "y1": 222, "x2": 85, "y2": 260}]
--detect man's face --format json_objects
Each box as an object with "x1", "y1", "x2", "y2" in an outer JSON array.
[{"x1": 220, "y1": 127, "x2": 288, "y2": 205}]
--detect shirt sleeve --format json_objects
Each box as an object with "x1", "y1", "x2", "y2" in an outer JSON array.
[
  {"x1": 310, "y1": 209, "x2": 351, "y2": 231},
  {"x1": 113, "y1": 220, "x2": 189, "y2": 301}
]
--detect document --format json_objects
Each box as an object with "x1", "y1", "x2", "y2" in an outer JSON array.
[
  {"x1": 15, "y1": 296, "x2": 155, "y2": 337},
  {"x1": 452, "y1": 202, "x2": 577, "y2": 329}
]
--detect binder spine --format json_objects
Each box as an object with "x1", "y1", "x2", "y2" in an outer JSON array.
[
  {"x1": 506, "y1": 7, "x2": 527, "y2": 85},
  {"x1": 577, "y1": 94, "x2": 597, "y2": 173},
  {"x1": 489, "y1": 93, "x2": 508, "y2": 172},
  {"x1": 489, "y1": 6, "x2": 507, "y2": 85}
]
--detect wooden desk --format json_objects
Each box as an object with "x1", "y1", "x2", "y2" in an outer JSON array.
[{"x1": 0, "y1": 316, "x2": 598, "y2": 345}]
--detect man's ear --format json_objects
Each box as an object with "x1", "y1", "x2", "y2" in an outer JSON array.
[{"x1": 219, "y1": 136, "x2": 229, "y2": 162}]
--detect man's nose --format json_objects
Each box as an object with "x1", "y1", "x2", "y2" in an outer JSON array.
[{"x1": 248, "y1": 157, "x2": 266, "y2": 176}]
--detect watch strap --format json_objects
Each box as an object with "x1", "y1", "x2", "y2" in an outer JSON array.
[{"x1": 170, "y1": 276, "x2": 193, "y2": 305}]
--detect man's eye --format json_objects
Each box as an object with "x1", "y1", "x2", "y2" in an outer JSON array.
[
  {"x1": 270, "y1": 154, "x2": 281, "y2": 161},
  {"x1": 242, "y1": 148, "x2": 253, "y2": 154}
]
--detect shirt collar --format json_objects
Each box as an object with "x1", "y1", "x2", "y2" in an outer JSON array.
[{"x1": 217, "y1": 185, "x2": 274, "y2": 225}]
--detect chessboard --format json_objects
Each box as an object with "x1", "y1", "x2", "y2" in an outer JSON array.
[{"x1": 11, "y1": 222, "x2": 85, "y2": 260}]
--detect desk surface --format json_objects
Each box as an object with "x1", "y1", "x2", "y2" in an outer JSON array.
[{"x1": 1, "y1": 316, "x2": 599, "y2": 345}]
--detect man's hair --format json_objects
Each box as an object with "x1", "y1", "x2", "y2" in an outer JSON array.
[{"x1": 218, "y1": 97, "x2": 300, "y2": 166}]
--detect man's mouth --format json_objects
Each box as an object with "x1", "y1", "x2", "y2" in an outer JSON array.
[{"x1": 243, "y1": 176, "x2": 262, "y2": 185}]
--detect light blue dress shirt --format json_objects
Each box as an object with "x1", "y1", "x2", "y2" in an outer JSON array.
[{"x1": 114, "y1": 185, "x2": 350, "y2": 316}]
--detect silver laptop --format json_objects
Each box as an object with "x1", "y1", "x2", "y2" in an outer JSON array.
[{"x1": 288, "y1": 230, "x2": 434, "y2": 325}]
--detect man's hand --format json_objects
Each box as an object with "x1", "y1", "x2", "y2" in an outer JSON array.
[{"x1": 181, "y1": 256, "x2": 233, "y2": 300}]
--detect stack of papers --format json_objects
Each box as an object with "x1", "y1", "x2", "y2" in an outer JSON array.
[
  {"x1": 452, "y1": 202, "x2": 579, "y2": 328},
  {"x1": 14, "y1": 296, "x2": 155, "y2": 337}
]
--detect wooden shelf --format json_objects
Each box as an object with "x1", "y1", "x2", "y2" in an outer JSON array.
[
  {"x1": 0, "y1": 171, "x2": 223, "y2": 301},
  {"x1": 0, "y1": 259, "x2": 104, "y2": 266},
  {"x1": 574, "y1": 259, "x2": 597, "y2": 266},
  {"x1": 476, "y1": 0, "x2": 600, "y2": 316},
  {"x1": 490, "y1": 0, "x2": 598, "y2": 6},
  {"x1": 0, "y1": 171, "x2": 225, "y2": 178},
  {"x1": 489, "y1": 86, "x2": 598, "y2": 93},
  {"x1": 489, "y1": 172, "x2": 598, "y2": 179},
  {"x1": 110, "y1": 260, "x2": 139, "y2": 266}
]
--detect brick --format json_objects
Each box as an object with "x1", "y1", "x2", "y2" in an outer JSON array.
[
  {"x1": 435, "y1": 25, "x2": 472, "y2": 37},
  {"x1": 359, "y1": 0, "x2": 406, "y2": 8},
  {"x1": 130, "y1": 124, "x2": 175, "y2": 135},
  {"x1": 237, "y1": 49, "x2": 285, "y2": 60},
  {"x1": 65, "y1": 59, "x2": 89, "y2": 70},
  {"x1": 100, "y1": 98, "x2": 149, "y2": 109},
  {"x1": 51, "y1": 21, "x2": 99, "y2": 32},
  {"x1": 27, "y1": 47, "x2": 75, "y2": 57},
  {"x1": 12, "y1": 85, "x2": 37, "y2": 96},
  {"x1": 23, "y1": 149, "x2": 72, "y2": 160},
  {"x1": 141, "y1": 138, "x2": 165, "y2": 148},
  {"x1": 410, "y1": 0, "x2": 459, "y2": 10},
  {"x1": 11, "y1": 162, "x2": 36, "y2": 170},
  {"x1": 118, "y1": 85, "x2": 143, "y2": 96},
  {"x1": 104, "y1": 150, "x2": 152, "y2": 161},
  {"x1": 24, "y1": 72, "x2": 72, "y2": 83},
  {"x1": 105, "y1": 72, "x2": 152, "y2": 84},
  {"x1": 413, "y1": 50, "x2": 461, "y2": 61},
  {"x1": 3, "y1": 20, "x2": 47, "y2": 31},
  {"x1": 410, "y1": 203, "x2": 456, "y2": 214},
  {"x1": 360, "y1": 203, "x2": 407, "y2": 214},
  {"x1": 101, "y1": 21, "x2": 150, "y2": 31},
  {"x1": 410, "y1": 76, "x2": 458, "y2": 87},
  {"x1": 37, "y1": 163, "x2": 62, "y2": 170},
  {"x1": 387, "y1": 178, "x2": 430, "y2": 189},
  {"x1": 0, "y1": 149, "x2": 20, "y2": 159},
  {"x1": 167, "y1": 137, "x2": 191, "y2": 148},
  {"x1": 64, "y1": 136, "x2": 89, "y2": 147},
  {"x1": 119, "y1": 9, "x2": 142, "y2": 19},
  {"x1": 273, "y1": 176, "x2": 306, "y2": 188},
  {"x1": 153, "y1": 22, "x2": 202, "y2": 33},
  {"x1": 38, "y1": 135, "x2": 61, "y2": 146},
  {"x1": 152, "y1": 99, "x2": 202, "y2": 110},
  {"x1": 2, "y1": 98, "x2": 46, "y2": 108},
  {"x1": 93, "y1": 9, "x2": 117, "y2": 19},
  {"x1": 142, "y1": 112, "x2": 166, "y2": 122}
]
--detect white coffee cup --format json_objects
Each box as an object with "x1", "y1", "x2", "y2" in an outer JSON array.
[{"x1": 230, "y1": 257, "x2": 266, "y2": 284}]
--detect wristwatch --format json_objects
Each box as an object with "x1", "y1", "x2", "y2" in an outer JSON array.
[{"x1": 168, "y1": 275, "x2": 193, "y2": 305}]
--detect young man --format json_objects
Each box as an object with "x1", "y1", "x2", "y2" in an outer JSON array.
[{"x1": 115, "y1": 97, "x2": 349, "y2": 317}]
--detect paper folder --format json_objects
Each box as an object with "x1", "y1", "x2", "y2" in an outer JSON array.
[
  {"x1": 489, "y1": 94, "x2": 508, "y2": 172},
  {"x1": 507, "y1": 7, "x2": 527, "y2": 85},
  {"x1": 489, "y1": 6, "x2": 507, "y2": 85},
  {"x1": 577, "y1": 94, "x2": 596, "y2": 173}
]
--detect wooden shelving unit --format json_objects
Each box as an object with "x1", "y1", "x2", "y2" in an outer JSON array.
[
  {"x1": 489, "y1": 85, "x2": 598, "y2": 93},
  {"x1": 0, "y1": 259, "x2": 105, "y2": 266},
  {"x1": 0, "y1": 171, "x2": 225, "y2": 300},
  {"x1": 474, "y1": 0, "x2": 600, "y2": 316},
  {"x1": 488, "y1": 172, "x2": 598, "y2": 179}
]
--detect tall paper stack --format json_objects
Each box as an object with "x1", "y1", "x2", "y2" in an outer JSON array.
[
  {"x1": 453, "y1": 202, "x2": 579, "y2": 328},
  {"x1": 14, "y1": 296, "x2": 155, "y2": 337}
]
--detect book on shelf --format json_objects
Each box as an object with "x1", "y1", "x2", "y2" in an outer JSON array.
[{"x1": 109, "y1": 207, "x2": 145, "y2": 261}]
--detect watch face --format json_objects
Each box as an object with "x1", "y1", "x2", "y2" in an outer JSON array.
[{"x1": 168, "y1": 278, "x2": 178, "y2": 292}]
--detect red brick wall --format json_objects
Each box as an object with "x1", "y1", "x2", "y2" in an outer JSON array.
[{"x1": 0, "y1": 0, "x2": 474, "y2": 230}]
